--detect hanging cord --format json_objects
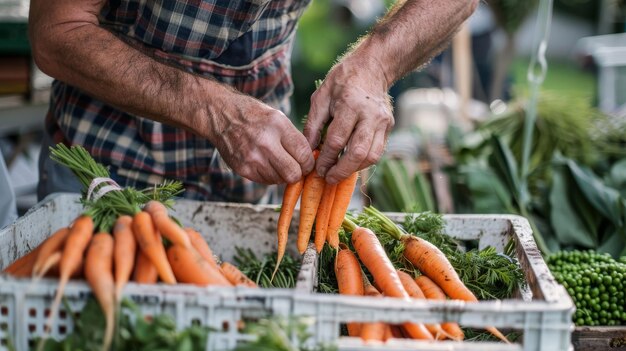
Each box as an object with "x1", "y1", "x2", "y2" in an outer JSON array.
[{"x1": 520, "y1": 0, "x2": 553, "y2": 207}]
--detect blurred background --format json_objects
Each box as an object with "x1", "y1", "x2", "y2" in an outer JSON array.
[{"x1": 0, "y1": 0, "x2": 625, "y2": 254}]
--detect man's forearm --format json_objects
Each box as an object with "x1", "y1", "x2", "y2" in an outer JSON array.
[
  {"x1": 348, "y1": 0, "x2": 478, "y2": 89},
  {"x1": 29, "y1": 1, "x2": 232, "y2": 142}
]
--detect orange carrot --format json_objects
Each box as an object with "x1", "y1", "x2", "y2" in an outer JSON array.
[
  {"x1": 185, "y1": 227, "x2": 220, "y2": 269},
  {"x1": 383, "y1": 325, "x2": 392, "y2": 341},
  {"x1": 402, "y1": 237, "x2": 474, "y2": 300},
  {"x1": 41, "y1": 215, "x2": 93, "y2": 349},
  {"x1": 397, "y1": 270, "x2": 426, "y2": 299},
  {"x1": 403, "y1": 237, "x2": 508, "y2": 343},
  {"x1": 144, "y1": 201, "x2": 191, "y2": 248},
  {"x1": 314, "y1": 183, "x2": 337, "y2": 253},
  {"x1": 349, "y1": 223, "x2": 432, "y2": 340},
  {"x1": 113, "y1": 215, "x2": 137, "y2": 300},
  {"x1": 221, "y1": 262, "x2": 257, "y2": 288},
  {"x1": 335, "y1": 245, "x2": 364, "y2": 337},
  {"x1": 43, "y1": 256, "x2": 83, "y2": 279},
  {"x1": 32, "y1": 227, "x2": 70, "y2": 276},
  {"x1": 360, "y1": 282, "x2": 387, "y2": 342},
  {"x1": 167, "y1": 245, "x2": 231, "y2": 286},
  {"x1": 273, "y1": 178, "x2": 304, "y2": 279},
  {"x1": 414, "y1": 275, "x2": 444, "y2": 298},
  {"x1": 34, "y1": 251, "x2": 61, "y2": 279},
  {"x1": 351, "y1": 226, "x2": 409, "y2": 299},
  {"x1": 4, "y1": 246, "x2": 41, "y2": 277},
  {"x1": 397, "y1": 270, "x2": 450, "y2": 340},
  {"x1": 415, "y1": 275, "x2": 465, "y2": 341},
  {"x1": 326, "y1": 172, "x2": 358, "y2": 248},
  {"x1": 297, "y1": 155, "x2": 325, "y2": 254},
  {"x1": 85, "y1": 233, "x2": 115, "y2": 351},
  {"x1": 134, "y1": 251, "x2": 158, "y2": 284},
  {"x1": 132, "y1": 211, "x2": 176, "y2": 284}
]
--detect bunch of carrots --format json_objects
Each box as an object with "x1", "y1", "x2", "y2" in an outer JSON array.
[
  {"x1": 275, "y1": 149, "x2": 359, "y2": 276},
  {"x1": 3, "y1": 201, "x2": 257, "y2": 351},
  {"x1": 332, "y1": 211, "x2": 510, "y2": 344}
]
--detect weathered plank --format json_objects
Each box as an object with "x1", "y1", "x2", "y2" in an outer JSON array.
[{"x1": 572, "y1": 326, "x2": 626, "y2": 350}]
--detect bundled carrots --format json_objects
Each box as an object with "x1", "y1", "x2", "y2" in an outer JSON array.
[
  {"x1": 275, "y1": 149, "x2": 359, "y2": 276},
  {"x1": 337, "y1": 208, "x2": 513, "y2": 344},
  {"x1": 3, "y1": 205, "x2": 255, "y2": 351}
]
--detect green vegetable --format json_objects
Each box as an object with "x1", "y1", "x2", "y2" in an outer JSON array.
[
  {"x1": 35, "y1": 298, "x2": 209, "y2": 351},
  {"x1": 548, "y1": 250, "x2": 626, "y2": 326},
  {"x1": 233, "y1": 247, "x2": 300, "y2": 288},
  {"x1": 367, "y1": 156, "x2": 436, "y2": 213},
  {"x1": 235, "y1": 317, "x2": 336, "y2": 351},
  {"x1": 449, "y1": 92, "x2": 626, "y2": 256},
  {"x1": 36, "y1": 299, "x2": 337, "y2": 351},
  {"x1": 317, "y1": 244, "x2": 338, "y2": 294}
]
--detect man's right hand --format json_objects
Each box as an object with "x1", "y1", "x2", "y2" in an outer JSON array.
[{"x1": 210, "y1": 94, "x2": 314, "y2": 185}]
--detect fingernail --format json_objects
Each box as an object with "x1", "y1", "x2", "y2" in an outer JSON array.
[
  {"x1": 326, "y1": 176, "x2": 337, "y2": 185},
  {"x1": 317, "y1": 167, "x2": 327, "y2": 177}
]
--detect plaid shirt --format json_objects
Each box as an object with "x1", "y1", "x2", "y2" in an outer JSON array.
[{"x1": 46, "y1": 0, "x2": 310, "y2": 202}]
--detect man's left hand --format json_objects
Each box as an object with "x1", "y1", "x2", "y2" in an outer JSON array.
[{"x1": 304, "y1": 58, "x2": 394, "y2": 184}]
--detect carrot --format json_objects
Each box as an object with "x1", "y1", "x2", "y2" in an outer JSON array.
[
  {"x1": 350, "y1": 225, "x2": 408, "y2": 299},
  {"x1": 144, "y1": 201, "x2": 191, "y2": 248},
  {"x1": 32, "y1": 227, "x2": 70, "y2": 277},
  {"x1": 167, "y1": 245, "x2": 231, "y2": 286},
  {"x1": 326, "y1": 172, "x2": 358, "y2": 248},
  {"x1": 348, "y1": 222, "x2": 432, "y2": 340},
  {"x1": 397, "y1": 270, "x2": 425, "y2": 299},
  {"x1": 221, "y1": 262, "x2": 257, "y2": 288},
  {"x1": 297, "y1": 154, "x2": 325, "y2": 254},
  {"x1": 4, "y1": 246, "x2": 41, "y2": 277},
  {"x1": 132, "y1": 211, "x2": 176, "y2": 284},
  {"x1": 133, "y1": 251, "x2": 158, "y2": 284},
  {"x1": 360, "y1": 282, "x2": 387, "y2": 342},
  {"x1": 335, "y1": 245, "x2": 364, "y2": 337},
  {"x1": 85, "y1": 233, "x2": 115, "y2": 351},
  {"x1": 314, "y1": 183, "x2": 337, "y2": 253},
  {"x1": 34, "y1": 251, "x2": 61, "y2": 279},
  {"x1": 272, "y1": 178, "x2": 304, "y2": 279},
  {"x1": 415, "y1": 275, "x2": 465, "y2": 341},
  {"x1": 40, "y1": 215, "x2": 93, "y2": 351},
  {"x1": 397, "y1": 270, "x2": 451, "y2": 340},
  {"x1": 383, "y1": 325, "x2": 392, "y2": 341},
  {"x1": 402, "y1": 237, "x2": 509, "y2": 343},
  {"x1": 185, "y1": 227, "x2": 220, "y2": 269},
  {"x1": 42, "y1": 256, "x2": 84, "y2": 279},
  {"x1": 113, "y1": 215, "x2": 137, "y2": 301}
]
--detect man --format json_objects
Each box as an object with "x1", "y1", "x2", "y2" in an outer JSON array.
[{"x1": 31, "y1": 0, "x2": 477, "y2": 202}]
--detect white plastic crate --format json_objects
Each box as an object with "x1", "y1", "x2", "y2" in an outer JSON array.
[{"x1": 0, "y1": 194, "x2": 574, "y2": 351}]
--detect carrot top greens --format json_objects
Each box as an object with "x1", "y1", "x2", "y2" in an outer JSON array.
[
  {"x1": 49, "y1": 144, "x2": 182, "y2": 232},
  {"x1": 332, "y1": 207, "x2": 525, "y2": 301}
]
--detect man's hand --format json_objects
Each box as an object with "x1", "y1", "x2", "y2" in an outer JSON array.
[
  {"x1": 304, "y1": 59, "x2": 394, "y2": 184},
  {"x1": 213, "y1": 95, "x2": 315, "y2": 184},
  {"x1": 304, "y1": 0, "x2": 478, "y2": 184}
]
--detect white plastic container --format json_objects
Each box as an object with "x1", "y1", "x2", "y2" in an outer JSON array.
[{"x1": 0, "y1": 194, "x2": 574, "y2": 351}]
